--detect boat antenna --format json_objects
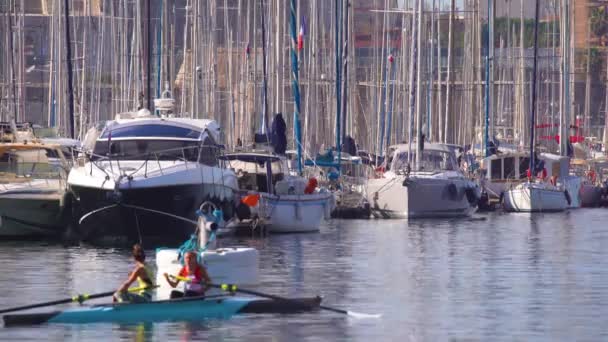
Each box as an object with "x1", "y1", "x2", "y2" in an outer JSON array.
[{"x1": 529, "y1": 0, "x2": 540, "y2": 179}]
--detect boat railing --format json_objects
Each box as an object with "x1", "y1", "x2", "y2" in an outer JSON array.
[
  {"x1": 79, "y1": 145, "x2": 218, "y2": 181},
  {"x1": 0, "y1": 161, "x2": 66, "y2": 191}
]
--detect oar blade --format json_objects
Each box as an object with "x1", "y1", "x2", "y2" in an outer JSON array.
[{"x1": 346, "y1": 311, "x2": 382, "y2": 319}]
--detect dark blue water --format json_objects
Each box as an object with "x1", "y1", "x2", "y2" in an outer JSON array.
[{"x1": 1, "y1": 209, "x2": 608, "y2": 341}]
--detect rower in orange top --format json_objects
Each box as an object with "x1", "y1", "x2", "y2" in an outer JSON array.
[{"x1": 164, "y1": 251, "x2": 211, "y2": 298}]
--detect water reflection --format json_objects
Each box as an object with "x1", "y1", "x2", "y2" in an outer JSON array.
[{"x1": 2, "y1": 210, "x2": 608, "y2": 340}]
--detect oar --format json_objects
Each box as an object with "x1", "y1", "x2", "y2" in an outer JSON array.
[
  {"x1": 170, "y1": 276, "x2": 380, "y2": 319},
  {"x1": 213, "y1": 283, "x2": 381, "y2": 318},
  {"x1": 0, "y1": 285, "x2": 158, "y2": 315}
]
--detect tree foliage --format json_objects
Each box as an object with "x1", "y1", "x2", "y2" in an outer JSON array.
[
  {"x1": 484, "y1": 18, "x2": 560, "y2": 49},
  {"x1": 590, "y1": 6, "x2": 608, "y2": 38}
]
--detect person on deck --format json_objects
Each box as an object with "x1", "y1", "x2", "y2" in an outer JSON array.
[
  {"x1": 113, "y1": 244, "x2": 155, "y2": 303},
  {"x1": 164, "y1": 251, "x2": 211, "y2": 299}
]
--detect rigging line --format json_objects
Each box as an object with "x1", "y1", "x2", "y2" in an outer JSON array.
[
  {"x1": 120, "y1": 204, "x2": 198, "y2": 225},
  {"x1": 134, "y1": 210, "x2": 143, "y2": 245}
]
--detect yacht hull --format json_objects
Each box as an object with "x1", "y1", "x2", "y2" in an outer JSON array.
[
  {"x1": 70, "y1": 183, "x2": 235, "y2": 246},
  {"x1": 0, "y1": 192, "x2": 67, "y2": 238},
  {"x1": 366, "y1": 176, "x2": 477, "y2": 219}
]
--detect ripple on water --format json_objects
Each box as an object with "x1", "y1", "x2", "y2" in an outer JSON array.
[{"x1": 1, "y1": 210, "x2": 608, "y2": 340}]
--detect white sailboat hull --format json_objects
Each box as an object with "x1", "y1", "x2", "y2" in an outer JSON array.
[
  {"x1": 503, "y1": 183, "x2": 568, "y2": 212},
  {"x1": 260, "y1": 192, "x2": 334, "y2": 233},
  {"x1": 366, "y1": 174, "x2": 478, "y2": 219}
]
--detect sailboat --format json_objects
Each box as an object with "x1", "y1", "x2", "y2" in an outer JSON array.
[
  {"x1": 365, "y1": 1, "x2": 478, "y2": 219},
  {"x1": 502, "y1": 0, "x2": 568, "y2": 213},
  {"x1": 221, "y1": 147, "x2": 334, "y2": 233},
  {"x1": 221, "y1": 1, "x2": 333, "y2": 233},
  {"x1": 366, "y1": 143, "x2": 479, "y2": 218}
]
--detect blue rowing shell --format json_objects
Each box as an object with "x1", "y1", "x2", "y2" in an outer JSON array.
[{"x1": 3, "y1": 296, "x2": 322, "y2": 326}]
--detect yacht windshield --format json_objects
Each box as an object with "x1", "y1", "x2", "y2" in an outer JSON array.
[
  {"x1": 100, "y1": 124, "x2": 201, "y2": 140},
  {"x1": 0, "y1": 148, "x2": 64, "y2": 179},
  {"x1": 391, "y1": 149, "x2": 457, "y2": 172},
  {"x1": 92, "y1": 140, "x2": 201, "y2": 161}
]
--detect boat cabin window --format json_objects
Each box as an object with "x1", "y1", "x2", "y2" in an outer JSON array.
[
  {"x1": 0, "y1": 148, "x2": 63, "y2": 179},
  {"x1": 198, "y1": 136, "x2": 219, "y2": 167},
  {"x1": 518, "y1": 157, "x2": 530, "y2": 179},
  {"x1": 490, "y1": 157, "x2": 519, "y2": 179},
  {"x1": 92, "y1": 140, "x2": 200, "y2": 161},
  {"x1": 228, "y1": 159, "x2": 285, "y2": 193},
  {"x1": 491, "y1": 159, "x2": 502, "y2": 179},
  {"x1": 503, "y1": 157, "x2": 515, "y2": 179},
  {"x1": 100, "y1": 124, "x2": 201, "y2": 140},
  {"x1": 391, "y1": 149, "x2": 457, "y2": 172}
]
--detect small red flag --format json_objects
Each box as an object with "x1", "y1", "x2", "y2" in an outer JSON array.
[{"x1": 297, "y1": 25, "x2": 304, "y2": 51}]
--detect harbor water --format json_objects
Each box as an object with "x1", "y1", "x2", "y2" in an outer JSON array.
[{"x1": 1, "y1": 209, "x2": 608, "y2": 341}]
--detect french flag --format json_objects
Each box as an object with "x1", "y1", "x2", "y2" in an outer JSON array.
[{"x1": 297, "y1": 16, "x2": 306, "y2": 51}]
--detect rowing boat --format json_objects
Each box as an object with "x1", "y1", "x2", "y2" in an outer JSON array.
[{"x1": 3, "y1": 295, "x2": 322, "y2": 326}]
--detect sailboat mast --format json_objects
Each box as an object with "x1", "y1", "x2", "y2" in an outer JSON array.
[
  {"x1": 7, "y1": 1, "x2": 18, "y2": 121},
  {"x1": 334, "y1": 0, "x2": 342, "y2": 172},
  {"x1": 560, "y1": 0, "x2": 571, "y2": 156},
  {"x1": 415, "y1": 0, "x2": 423, "y2": 169},
  {"x1": 529, "y1": 0, "x2": 540, "y2": 176},
  {"x1": 484, "y1": 0, "x2": 493, "y2": 157},
  {"x1": 407, "y1": 1, "x2": 418, "y2": 165},
  {"x1": 340, "y1": 1, "x2": 350, "y2": 145},
  {"x1": 63, "y1": 0, "x2": 75, "y2": 138},
  {"x1": 290, "y1": 0, "x2": 303, "y2": 175},
  {"x1": 260, "y1": 0, "x2": 270, "y2": 135},
  {"x1": 156, "y1": 0, "x2": 164, "y2": 110}
]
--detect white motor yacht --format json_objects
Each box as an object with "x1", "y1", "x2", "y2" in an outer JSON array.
[
  {"x1": 0, "y1": 143, "x2": 71, "y2": 239},
  {"x1": 68, "y1": 110, "x2": 239, "y2": 245}
]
